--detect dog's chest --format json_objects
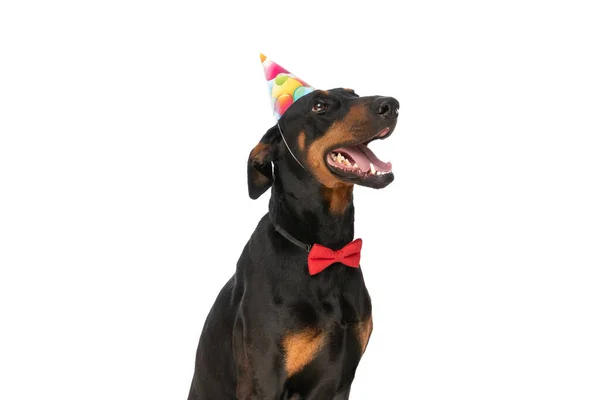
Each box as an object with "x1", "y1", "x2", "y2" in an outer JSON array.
[{"x1": 280, "y1": 281, "x2": 373, "y2": 381}]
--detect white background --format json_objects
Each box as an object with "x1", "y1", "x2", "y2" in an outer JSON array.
[{"x1": 1, "y1": 1, "x2": 599, "y2": 399}]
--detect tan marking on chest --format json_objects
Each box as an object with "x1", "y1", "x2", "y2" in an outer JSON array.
[
  {"x1": 282, "y1": 329, "x2": 326, "y2": 376},
  {"x1": 356, "y1": 315, "x2": 373, "y2": 354}
]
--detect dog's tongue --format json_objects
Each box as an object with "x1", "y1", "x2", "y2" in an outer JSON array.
[{"x1": 336, "y1": 144, "x2": 392, "y2": 173}]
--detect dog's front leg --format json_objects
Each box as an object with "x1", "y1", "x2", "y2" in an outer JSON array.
[{"x1": 233, "y1": 309, "x2": 285, "y2": 400}]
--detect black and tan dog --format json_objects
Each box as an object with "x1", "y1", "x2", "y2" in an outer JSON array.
[{"x1": 188, "y1": 88, "x2": 399, "y2": 399}]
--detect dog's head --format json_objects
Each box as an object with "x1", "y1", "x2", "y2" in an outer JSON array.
[{"x1": 248, "y1": 88, "x2": 399, "y2": 199}]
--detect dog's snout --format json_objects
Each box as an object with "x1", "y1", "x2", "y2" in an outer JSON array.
[{"x1": 372, "y1": 97, "x2": 399, "y2": 119}]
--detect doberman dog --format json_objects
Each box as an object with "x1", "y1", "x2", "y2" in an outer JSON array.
[{"x1": 188, "y1": 88, "x2": 399, "y2": 399}]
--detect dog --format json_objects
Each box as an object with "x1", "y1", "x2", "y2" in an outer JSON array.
[{"x1": 188, "y1": 88, "x2": 399, "y2": 399}]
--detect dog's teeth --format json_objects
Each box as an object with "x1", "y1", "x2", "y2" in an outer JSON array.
[
  {"x1": 353, "y1": 163, "x2": 358, "y2": 168},
  {"x1": 376, "y1": 171, "x2": 381, "y2": 175},
  {"x1": 370, "y1": 163, "x2": 376, "y2": 175}
]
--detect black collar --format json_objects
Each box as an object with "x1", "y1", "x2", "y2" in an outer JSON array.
[{"x1": 270, "y1": 217, "x2": 312, "y2": 253}]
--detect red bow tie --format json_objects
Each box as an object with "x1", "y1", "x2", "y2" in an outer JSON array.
[{"x1": 307, "y1": 239, "x2": 363, "y2": 276}]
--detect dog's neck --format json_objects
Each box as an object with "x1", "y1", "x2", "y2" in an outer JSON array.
[{"x1": 269, "y1": 164, "x2": 355, "y2": 250}]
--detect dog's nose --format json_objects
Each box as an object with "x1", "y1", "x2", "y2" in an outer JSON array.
[{"x1": 372, "y1": 97, "x2": 399, "y2": 119}]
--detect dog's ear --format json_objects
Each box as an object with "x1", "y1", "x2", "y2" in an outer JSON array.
[{"x1": 247, "y1": 125, "x2": 280, "y2": 199}]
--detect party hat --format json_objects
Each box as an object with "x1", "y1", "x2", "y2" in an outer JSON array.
[{"x1": 260, "y1": 54, "x2": 315, "y2": 120}]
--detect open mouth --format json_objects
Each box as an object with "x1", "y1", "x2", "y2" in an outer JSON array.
[{"x1": 325, "y1": 127, "x2": 393, "y2": 184}]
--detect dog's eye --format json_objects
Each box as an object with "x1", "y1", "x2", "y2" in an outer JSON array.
[{"x1": 312, "y1": 101, "x2": 327, "y2": 113}]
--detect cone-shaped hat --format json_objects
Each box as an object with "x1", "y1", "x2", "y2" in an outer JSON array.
[{"x1": 260, "y1": 54, "x2": 315, "y2": 120}]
